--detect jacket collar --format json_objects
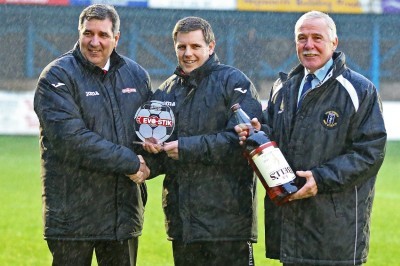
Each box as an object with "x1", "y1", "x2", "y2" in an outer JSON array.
[
  {"x1": 280, "y1": 51, "x2": 346, "y2": 83},
  {"x1": 273, "y1": 52, "x2": 347, "y2": 142},
  {"x1": 174, "y1": 53, "x2": 220, "y2": 89}
]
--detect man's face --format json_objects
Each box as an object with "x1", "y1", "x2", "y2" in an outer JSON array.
[
  {"x1": 175, "y1": 29, "x2": 215, "y2": 74},
  {"x1": 296, "y1": 18, "x2": 338, "y2": 73},
  {"x1": 79, "y1": 18, "x2": 119, "y2": 68}
]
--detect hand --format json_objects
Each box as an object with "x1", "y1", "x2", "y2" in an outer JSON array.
[
  {"x1": 251, "y1": 118, "x2": 262, "y2": 131},
  {"x1": 143, "y1": 142, "x2": 164, "y2": 154},
  {"x1": 234, "y1": 118, "x2": 262, "y2": 145},
  {"x1": 138, "y1": 155, "x2": 150, "y2": 179},
  {"x1": 234, "y1": 124, "x2": 250, "y2": 145},
  {"x1": 127, "y1": 155, "x2": 150, "y2": 184},
  {"x1": 163, "y1": 140, "x2": 179, "y2": 160},
  {"x1": 287, "y1": 170, "x2": 318, "y2": 201}
]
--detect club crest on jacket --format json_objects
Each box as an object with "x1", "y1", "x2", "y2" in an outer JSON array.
[{"x1": 321, "y1": 110, "x2": 340, "y2": 129}]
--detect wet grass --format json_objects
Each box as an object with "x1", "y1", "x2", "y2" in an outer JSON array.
[{"x1": 0, "y1": 136, "x2": 398, "y2": 265}]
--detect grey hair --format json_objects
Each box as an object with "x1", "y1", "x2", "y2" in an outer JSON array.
[
  {"x1": 172, "y1": 16, "x2": 215, "y2": 44},
  {"x1": 294, "y1": 11, "x2": 337, "y2": 41},
  {"x1": 78, "y1": 4, "x2": 120, "y2": 36}
]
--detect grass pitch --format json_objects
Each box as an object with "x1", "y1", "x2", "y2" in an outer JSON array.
[{"x1": 0, "y1": 136, "x2": 398, "y2": 265}]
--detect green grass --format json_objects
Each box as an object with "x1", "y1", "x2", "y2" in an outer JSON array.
[{"x1": 0, "y1": 136, "x2": 399, "y2": 265}]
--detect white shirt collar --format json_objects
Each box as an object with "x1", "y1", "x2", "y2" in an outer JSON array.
[
  {"x1": 304, "y1": 58, "x2": 333, "y2": 83},
  {"x1": 102, "y1": 59, "x2": 110, "y2": 72},
  {"x1": 298, "y1": 58, "x2": 333, "y2": 104}
]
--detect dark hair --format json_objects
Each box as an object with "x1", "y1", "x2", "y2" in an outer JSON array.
[
  {"x1": 172, "y1": 16, "x2": 215, "y2": 44},
  {"x1": 78, "y1": 4, "x2": 120, "y2": 36}
]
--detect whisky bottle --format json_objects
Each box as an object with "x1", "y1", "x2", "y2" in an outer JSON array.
[{"x1": 231, "y1": 103, "x2": 298, "y2": 205}]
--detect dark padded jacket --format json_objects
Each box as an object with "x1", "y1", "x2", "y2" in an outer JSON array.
[
  {"x1": 152, "y1": 53, "x2": 262, "y2": 244},
  {"x1": 261, "y1": 52, "x2": 387, "y2": 265},
  {"x1": 34, "y1": 43, "x2": 152, "y2": 241}
]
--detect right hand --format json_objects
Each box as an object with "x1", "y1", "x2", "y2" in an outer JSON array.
[
  {"x1": 127, "y1": 155, "x2": 150, "y2": 184},
  {"x1": 142, "y1": 142, "x2": 164, "y2": 154},
  {"x1": 163, "y1": 141, "x2": 179, "y2": 160}
]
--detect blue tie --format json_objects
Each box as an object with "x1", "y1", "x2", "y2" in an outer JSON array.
[{"x1": 298, "y1": 74, "x2": 314, "y2": 108}]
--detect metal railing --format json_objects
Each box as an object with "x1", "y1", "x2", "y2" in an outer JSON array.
[{"x1": 1, "y1": 5, "x2": 399, "y2": 90}]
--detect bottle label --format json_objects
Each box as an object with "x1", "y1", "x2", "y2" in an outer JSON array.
[{"x1": 252, "y1": 147, "x2": 296, "y2": 187}]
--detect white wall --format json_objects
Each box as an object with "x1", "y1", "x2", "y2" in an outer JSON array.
[
  {"x1": 0, "y1": 91, "x2": 39, "y2": 135},
  {"x1": 381, "y1": 101, "x2": 400, "y2": 140}
]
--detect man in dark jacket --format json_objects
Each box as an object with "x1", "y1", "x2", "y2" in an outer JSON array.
[
  {"x1": 236, "y1": 11, "x2": 386, "y2": 265},
  {"x1": 34, "y1": 4, "x2": 151, "y2": 265},
  {"x1": 144, "y1": 17, "x2": 262, "y2": 265}
]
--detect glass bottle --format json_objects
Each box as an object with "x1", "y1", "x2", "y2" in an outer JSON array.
[{"x1": 231, "y1": 103, "x2": 299, "y2": 205}]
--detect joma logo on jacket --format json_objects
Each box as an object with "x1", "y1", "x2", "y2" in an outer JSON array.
[{"x1": 85, "y1": 91, "x2": 100, "y2": 97}]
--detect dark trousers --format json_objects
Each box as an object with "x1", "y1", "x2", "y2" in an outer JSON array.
[
  {"x1": 172, "y1": 240, "x2": 255, "y2": 266},
  {"x1": 47, "y1": 238, "x2": 138, "y2": 266}
]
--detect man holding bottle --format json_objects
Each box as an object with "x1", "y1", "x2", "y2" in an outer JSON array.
[
  {"x1": 143, "y1": 16, "x2": 262, "y2": 265},
  {"x1": 236, "y1": 11, "x2": 386, "y2": 265}
]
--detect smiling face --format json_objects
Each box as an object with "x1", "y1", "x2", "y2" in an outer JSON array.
[
  {"x1": 174, "y1": 29, "x2": 215, "y2": 74},
  {"x1": 79, "y1": 18, "x2": 120, "y2": 68},
  {"x1": 296, "y1": 17, "x2": 338, "y2": 73}
]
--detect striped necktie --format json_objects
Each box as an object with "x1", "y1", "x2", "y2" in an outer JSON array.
[{"x1": 298, "y1": 74, "x2": 314, "y2": 108}]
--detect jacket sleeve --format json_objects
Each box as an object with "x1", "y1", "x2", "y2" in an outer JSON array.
[
  {"x1": 179, "y1": 70, "x2": 263, "y2": 165},
  {"x1": 312, "y1": 81, "x2": 387, "y2": 193},
  {"x1": 142, "y1": 152, "x2": 167, "y2": 179},
  {"x1": 34, "y1": 66, "x2": 141, "y2": 175}
]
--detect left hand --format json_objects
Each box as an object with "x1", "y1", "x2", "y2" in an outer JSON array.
[
  {"x1": 234, "y1": 118, "x2": 262, "y2": 145},
  {"x1": 287, "y1": 170, "x2": 318, "y2": 201},
  {"x1": 234, "y1": 124, "x2": 251, "y2": 145},
  {"x1": 163, "y1": 140, "x2": 179, "y2": 160}
]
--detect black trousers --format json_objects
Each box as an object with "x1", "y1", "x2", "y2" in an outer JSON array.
[
  {"x1": 47, "y1": 238, "x2": 138, "y2": 266},
  {"x1": 172, "y1": 240, "x2": 255, "y2": 266}
]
